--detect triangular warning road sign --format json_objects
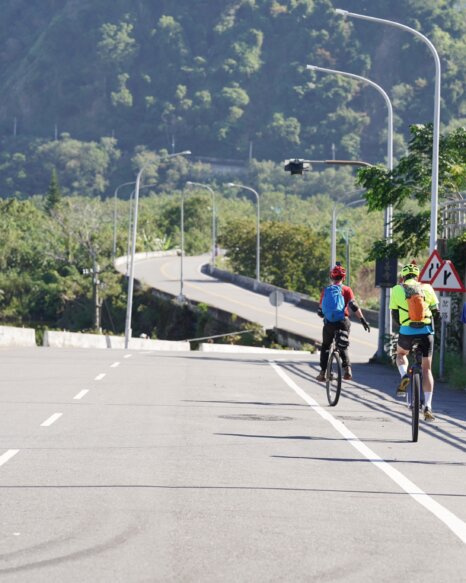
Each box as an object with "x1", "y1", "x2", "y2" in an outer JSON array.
[
  {"x1": 419, "y1": 250, "x2": 443, "y2": 283},
  {"x1": 430, "y1": 260, "x2": 465, "y2": 292}
]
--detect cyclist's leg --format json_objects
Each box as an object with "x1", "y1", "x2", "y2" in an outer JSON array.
[
  {"x1": 395, "y1": 334, "x2": 412, "y2": 395},
  {"x1": 318, "y1": 322, "x2": 334, "y2": 381},
  {"x1": 420, "y1": 334, "x2": 435, "y2": 420},
  {"x1": 337, "y1": 318, "x2": 351, "y2": 378}
]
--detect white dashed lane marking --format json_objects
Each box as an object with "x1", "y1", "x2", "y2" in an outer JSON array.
[
  {"x1": 40, "y1": 413, "x2": 63, "y2": 427},
  {"x1": 94, "y1": 373, "x2": 106, "y2": 381},
  {"x1": 0, "y1": 450, "x2": 19, "y2": 467},
  {"x1": 110, "y1": 362, "x2": 120, "y2": 368},
  {"x1": 73, "y1": 390, "x2": 89, "y2": 400}
]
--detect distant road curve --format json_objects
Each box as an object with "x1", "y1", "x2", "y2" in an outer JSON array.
[{"x1": 118, "y1": 254, "x2": 377, "y2": 364}]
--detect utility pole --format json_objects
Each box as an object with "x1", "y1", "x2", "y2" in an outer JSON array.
[{"x1": 83, "y1": 258, "x2": 102, "y2": 333}]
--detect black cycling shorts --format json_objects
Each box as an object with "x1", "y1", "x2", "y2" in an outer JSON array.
[{"x1": 397, "y1": 333, "x2": 433, "y2": 357}]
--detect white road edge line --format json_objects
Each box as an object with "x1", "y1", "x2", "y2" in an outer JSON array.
[
  {"x1": 110, "y1": 362, "x2": 120, "y2": 368},
  {"x1": 269, "y1": 360, "x2": 466, "y2": 545},
  {"x1": 73, "y1": 390, "x2": 89, "y2": 400},
  {"x1": 40, "y1": 413, "x2": 63, "y2": 427},
  {"x1": 95, "y1": 373, "x2": 106, "y2": 381},
  {"x1": 0, "y1": 449, "x2": 19, "y2": 467}
]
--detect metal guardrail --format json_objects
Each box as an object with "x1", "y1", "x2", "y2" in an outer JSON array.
[{"x1": 186, "y1": 329, "x2": 255, "y2": 342}]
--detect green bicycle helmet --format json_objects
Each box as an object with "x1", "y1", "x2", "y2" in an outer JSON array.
[{"x1": 400, "y1": 263, "x2": 420, "y2": 278}]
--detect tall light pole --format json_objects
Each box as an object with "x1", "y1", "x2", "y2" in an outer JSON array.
[
  {"x1": 124, "y1": 183, "x2": 159, "y2": 275},
  {"x1": 178, "y1": 186, "x2": 197, "y2": 303},
  {"x1": 335, "y1": 8, "x2": 441, "y2": 253},
  {"x1": 113, "y1": 181, "x2": 136, "y2": 259},
  {"x1": 124, "y1": 150, "x2": 191, "y2": 349},
  {"x1": 307, "y1": 64, "x2": 394, "y2": 358},
  {"x1": 186, "y1": 181, "x2": 217, "y2": 267},
  {"x1": 227, "y1": 183, "x2": 261, "y2": 283}
]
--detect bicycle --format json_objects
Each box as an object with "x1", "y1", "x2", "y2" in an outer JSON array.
[
  {"x1": 325, "y1": 332, "x2": 344, "y2": 406},
  {"x1": 406, "y1": 339, "x2": 425, "y2": 442}
]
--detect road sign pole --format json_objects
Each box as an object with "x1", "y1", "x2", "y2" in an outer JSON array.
[{"x1": 439, "y1": 292, "x2": 446, "y2": 380}]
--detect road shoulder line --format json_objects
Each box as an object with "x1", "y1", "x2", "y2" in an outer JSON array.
[{"x1": 269, "y1": 360, "x2": 466, "y2": 545}]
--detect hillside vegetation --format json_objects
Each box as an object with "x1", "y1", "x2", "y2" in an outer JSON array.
[{"x1": 0, "y1": 0, "x2": 465, "y2": 199}]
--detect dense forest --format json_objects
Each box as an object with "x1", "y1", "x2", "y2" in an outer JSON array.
[{"x1": 0, "y1": 0, "x2": 465, "y2": 197}]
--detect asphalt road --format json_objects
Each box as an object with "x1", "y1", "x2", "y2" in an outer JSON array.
[
  {"x1": 0, "y1": 347, "x2": 465, "y2": 582},
  {"x1": 128, "y1": 254, "x2": 377, "y2": 363}
]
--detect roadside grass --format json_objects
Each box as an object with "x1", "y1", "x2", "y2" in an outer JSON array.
[{"x1": 433, "y1": 351, "x2": 466, "y2": 390}]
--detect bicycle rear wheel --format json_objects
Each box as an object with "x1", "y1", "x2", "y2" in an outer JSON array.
[
  {"x1": 326, "y1": 350, "x2": 342, "y2": 406},
  {"x1": 411, "y1": 372, "x2": 421, "y2": 442}
]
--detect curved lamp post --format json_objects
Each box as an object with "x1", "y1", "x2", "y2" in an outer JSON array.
[
  {"x1": 227, "y1": 183, "x2": 261, "y2": 283},
  {"x1": 307, "y1": 63, "x2": 394, "y2": 358},
  {"x1": 307, "y1": 64, "x2": 393, "y2": 234},
  {"x1": 335, "y1": 8, "x2": 441, "y2": 253},
  {"x1": 124, "y1": 150, "x2": 191, "y2": 349},
  {"x1": 186, "y1": 181, "x2": 217, "y2": 266}
]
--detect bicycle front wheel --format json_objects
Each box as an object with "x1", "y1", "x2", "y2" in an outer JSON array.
[
  {"x1": 326, "y1": 350, "x2": 342, "y2": 406},
  {"x1": 411, "y1": 372, "x2": 421, "y2": 442}
]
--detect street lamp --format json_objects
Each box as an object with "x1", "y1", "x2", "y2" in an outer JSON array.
[
  {"x1": 124, "y1": 183, "x2": 159, "y2": 276},
  {"x1": 112, "y1": 181, "x2": 136, "y2": 259},
  {"x1": 177, "y1": 186, "x2": 198, "y2": 304},
  {"x1": 124, "y1": 150, "x2": 191, "y2": 349},
  {"x1": 226, "y1": 182, "x2": 261, "y2": 283},
  {"x1": 186, "y1": 181, "x2": 217, "y2": 267},
  {"x1": 307, "y1": 64, "x2": 393, "y2": 233},
  {"x1": 307, "y1": 63, "x2": 394, "y2": 358},
  {"x1": 335, "y1": 8, "x2": 441, "y2": 253}
]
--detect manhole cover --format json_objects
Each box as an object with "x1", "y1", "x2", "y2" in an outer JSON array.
[{"x1": 219, "y1": 414, "x2": 292, "y2": 422}]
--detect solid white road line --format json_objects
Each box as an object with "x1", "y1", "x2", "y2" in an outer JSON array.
[
  {"x1": 94, "y1": 373, "x2": 106, "y2": 381},
  {"x1": 40, "y1": 413, "x2": 63, "y2": 427},
  {"x1": 0, "y1": 449, "x2": 19, "y2": 467},
  {"x1": 110, "y1": 362, "x2": 120, "y2": 368},
  {"x1": 269, "y1": 360, "x2": 466, "y2": 545},
  {"x1": 73, "y1": 389, "x2": 89, "y2": 400}
]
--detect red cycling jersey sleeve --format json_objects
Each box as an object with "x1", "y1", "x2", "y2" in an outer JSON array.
[{"x1": 341, "y1": 285, "x2": 355, "y2": 316}]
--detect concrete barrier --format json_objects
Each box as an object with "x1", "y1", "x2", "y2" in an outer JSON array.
[
  {"x1": 114, "y1": 250, "x2": 180, "y2": 269},
  {"x1": 198, "y1": 343, "x2": 309, "y2": 354},
  {"x1": 0, "y1": 325, "x2": 36, "y2": 347},
  {"x1": 43, "y1": 330, "x2": 190, "y2": 351},
  {"x1": 107, "y1": 335, "x2": 190, "y2": 351},
  {"x1": 202, "y1": 264, "x2": 379, "y2": 327},
  {"x1": 44, "y1": 331, "x2": 108, "y2": 349}
]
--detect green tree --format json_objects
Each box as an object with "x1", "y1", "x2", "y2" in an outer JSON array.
[
  {"x1": 45, "y1": 168, "x2": 62, "y2": 214},
  {"x1": 98, "y1": 21, "x2": 138, "y2": 69},
  {"x1": 219, "y1": 218, "x2": 328, "y2": 297},
  {"x1": 35, "y1": 134, "x2": 121, "y2": 197},
  {"x1": 358, "y1": 124, "x2": 466, "y2": 259}
]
